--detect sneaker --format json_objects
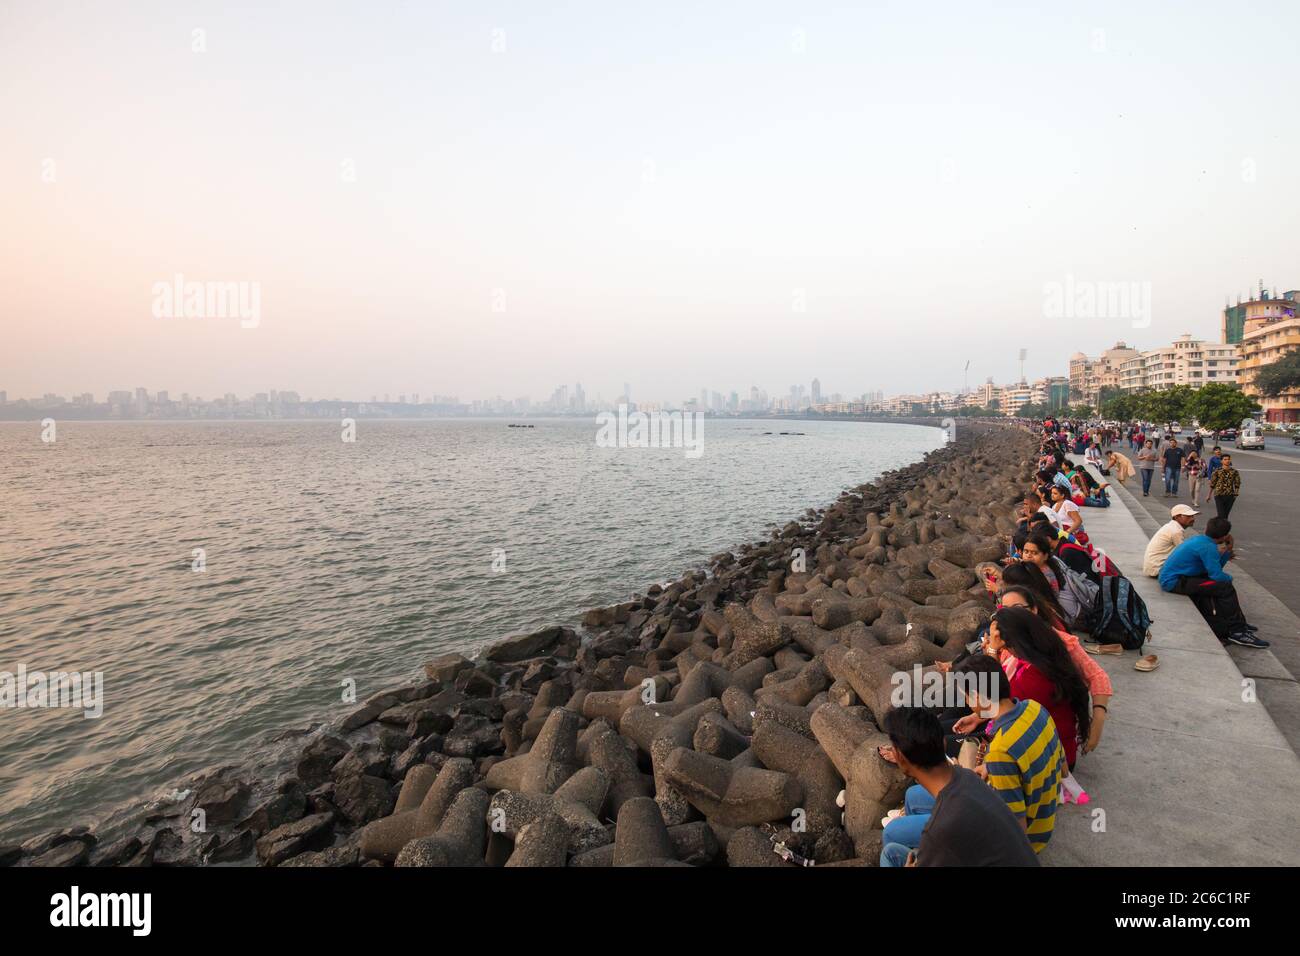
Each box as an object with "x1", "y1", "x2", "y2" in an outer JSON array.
[
  {"x1": 881, "y1": 809, "x2": 904, "y2": 828},
  {"x1": 1225, "y1": 632, "x2": 1270, "y2": 649}
]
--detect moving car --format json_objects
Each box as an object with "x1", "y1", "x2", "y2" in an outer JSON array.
[{"x1": 1236, "y1": 428, "x2": 1265, "y2": 450}]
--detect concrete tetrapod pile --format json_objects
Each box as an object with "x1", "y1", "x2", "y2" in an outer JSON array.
[{"x1": 5, "y1": 423, "x2": 1035, "y2": 868}]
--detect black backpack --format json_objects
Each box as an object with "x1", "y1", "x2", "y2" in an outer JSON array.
[{"x1": 1090, "y1": 575, "x2": 1152, "y2": 650}]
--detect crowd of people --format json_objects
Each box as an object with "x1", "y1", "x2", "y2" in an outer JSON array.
[
  {"x1": 1104, "y1": 423, "x2": 1243, "y2": 519},
  {"x1": 874, "y1": 414, "x2": 1267, "y2": 867}
]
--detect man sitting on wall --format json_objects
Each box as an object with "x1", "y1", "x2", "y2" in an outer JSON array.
[
  {"x1": 1159, "y1": 517, "x2": 1269, "y2": 649},
  {"x1": 1143, "y1": 504, "x2": 1198, "y2": 578}
]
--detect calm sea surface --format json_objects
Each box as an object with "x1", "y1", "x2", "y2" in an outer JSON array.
[{"x1": 0, "y1": 417, "x2": 942, "y2": 843}]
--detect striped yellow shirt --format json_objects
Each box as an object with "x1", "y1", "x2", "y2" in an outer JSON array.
[{"x1": 985, "y1": 698, "x2": 1066, "y2": 853}]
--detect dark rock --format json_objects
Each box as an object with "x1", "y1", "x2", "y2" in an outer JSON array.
[
  {"x1": 454, "y1": 668, "x2": 498, "y2": 698},
  {"x1": 31, "y1": 840, "x2": 91, "y2": 867},
  {"x1": 239, "y1": 788, "x2": 308, "y2": 836},
  {"x1": 442, "y1": 713, "x2": 503, "y2": 758},
  {"x1": 332, "y1": 746, "x2": 391, "y2": 781},
  {"x1": 485, "y1": 626, "x2": 576, "y2": 663},
  {"x1": 207, "y1": 830, "x2": 256, "y2": 863},
  {"x1": 424, "y1": 652, "x2": 473, "y2": 683},
  {"x1": 255, "y1": 812, "x2": 336, "y2": 866},
  {"x1": 334, "y1": 774, "x2": 396, "y2": 826},
  {"x1": 91, "y1": 836, "x2": 143, "y2": 867},
  {"x1": 281, "y1": 843, "x2": 361, "y2": 867},
  {"x1": 296, "y1": 735, "x2": 350, "y2": 787},
  {"x1": 377, "y1": 690, "x2": 464, "y2": 727},
  {"x1": 0, "y1": 845, "x2": 21, "y2": 867}
]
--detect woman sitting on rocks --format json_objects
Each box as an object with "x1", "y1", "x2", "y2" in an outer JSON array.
[
  {"x1": 981, "y1": 607, "x2": 1093, "y2": 778},
  {"x1": 1049, "y1": 484, "x2": 1087, "y2": 543},
  {"x1": 997, "y1": 586, "x2": 1111, "y2": 764}
]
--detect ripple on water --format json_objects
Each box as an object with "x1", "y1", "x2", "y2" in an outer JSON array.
[{"x1": 0, "y1": 417, "x2": 943, "y2": 843}]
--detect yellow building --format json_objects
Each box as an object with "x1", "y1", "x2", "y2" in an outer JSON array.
[{"x1": 1239, "y1": 298, "x2": 1300, "y2": 423}]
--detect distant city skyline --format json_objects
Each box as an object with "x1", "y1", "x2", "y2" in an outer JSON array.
[{"x1": 6, "y1": 3, "x2": 1299, "y2": 405}]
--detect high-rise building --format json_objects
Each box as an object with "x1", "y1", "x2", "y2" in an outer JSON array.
[
  {"x1": 1069, "y1": 342, "x2": 1139, "y2": 407},
  {"x1": 811, "y1": 378, "x2": 821, "y2": 404},
  {"x1": 1110, "y1": 335, "x2": 1239, "y2": 395},
  {"x1": 1238, "y1": 292, "x2": 1300, "y2": 422},
  {"x1": 1223, "y1": 287, "x2": 1299, "y2": 344}
]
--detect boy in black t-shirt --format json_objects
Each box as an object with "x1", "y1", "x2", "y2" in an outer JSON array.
[{"x1": 879, "y1": 708, "x2": 1039, "y2": 867}]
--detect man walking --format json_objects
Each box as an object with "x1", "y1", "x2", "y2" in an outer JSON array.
[
  {"x1": 1159, "y1": 517, "x2": 1268, "y2": 648},
  {"x1": 1204, "y1": 445, "x2": 1224, "y2": 507},
  {"x1": 1161, "y1": 437, "x2": 1185, "y2": 497},
  {"x1": 1136, "y1": 439, "x2": 1158, "y2": 496},
  {"x1": 1209, "y1": 452, "x2": 1241, "y2": 518}
]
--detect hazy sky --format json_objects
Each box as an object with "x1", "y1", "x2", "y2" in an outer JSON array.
[{"x1": 3, "y1": 1, "x2": 1298, "y2": 404}]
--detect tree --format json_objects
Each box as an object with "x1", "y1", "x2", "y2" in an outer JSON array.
[
  {"x1": 1189, "y1": 383, "x2": 1260, "y2": 433},
  {"x1": 1016, "y1": 402, "x2": 1051, "y2": 419},
  {"x1": 956, "y1": 404, "x2": 1001, "y2": 417},
  {"x1": 1100, "y1": 392, "x2": 1138, "y2": 422},
  {"x1": 1253, "y1": 348, "x2": 1300, "y2": 397},
  {"x1": 1136, "y1": 385, "x2": 1193, "y2": 428}
]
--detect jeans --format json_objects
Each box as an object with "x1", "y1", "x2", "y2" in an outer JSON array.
[
  {"x1": 880, "y1": 842, "x2": 913, "y2": 867},
  {"x1": 1140, "y1": 468, "x2": 1154, "y2": 494},
  {"x1": 1164, "y1": 466, "x2": 1180, "y2": 494},
  {"x1": 880, "y1": 784, "x2": 936, "y2": 850},
  {"x1": 1215, "y1": 495, "x2": 1236, "y2": 519},
  {"x1": 1083, "y1": 494, "x2": 1109, "y2": 507},
  {"x1": 1168, "y1": 575, "x2": 1248, "y2": 638}
]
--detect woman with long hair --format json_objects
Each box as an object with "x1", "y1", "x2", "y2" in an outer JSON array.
[
  {"x1": 998, "y1": 586, "x2": 1112, "y2": 759},
  {"x1": 985, "y1": 607, "x2": 1092, "y2": 770},
  {"x1": 1049, "y1": 484, "x2": 1087, "y2": 542},
  {"x1": 1001, "y1": 560, "x2": 1067, "y2": 623}
]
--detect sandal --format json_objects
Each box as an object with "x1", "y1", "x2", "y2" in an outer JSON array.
[
  {"x1": 1135, "y1": 654, "x2": 1159, "y2": 672},
  {"x1": 1084, "y1": 643, "x2": 1124, "y2": 655}
]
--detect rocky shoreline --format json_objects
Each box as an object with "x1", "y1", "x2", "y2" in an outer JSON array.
[{"x1": 3, "y1": 420, "x2": 1037, "y2": 868}]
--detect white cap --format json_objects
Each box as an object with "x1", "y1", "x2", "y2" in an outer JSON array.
[{"x1": 1171, "y1": 504, "x2": 1199, "y2": 517}]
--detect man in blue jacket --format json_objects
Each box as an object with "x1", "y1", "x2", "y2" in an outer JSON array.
[{"x1": 1159, "y1": 517, "x2": 1268, "y2": 648}]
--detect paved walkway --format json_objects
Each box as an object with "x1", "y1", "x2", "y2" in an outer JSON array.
[
  {"x1": 1097, "y1": 444, "x2": 1300, "y2": 752},
  {"x1": 1044, "y1": 456, "x2": 1300, "y2": 866}
]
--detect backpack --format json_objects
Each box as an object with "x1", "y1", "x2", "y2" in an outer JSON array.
[
  {"x1": 1049, "y1": 557, "x2": 1100, "y2": 629},
  {"x1": 1090, "y1": 576, "x2": 1153, "y2": 650}
]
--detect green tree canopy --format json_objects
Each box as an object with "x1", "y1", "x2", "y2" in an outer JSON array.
[
  {"x1": 1100, "y1": 392, "x2": 1138, "y2": 422},
  {"x1": 1189, "y1": 383, "x2": 1260, "y2": 433},
  {"x1": 1253, "y1": 348, "x2": 1300, "y2": 397},
  {"x1": 1135, "y1": 385, "x2": 1193, "y2": 427}
]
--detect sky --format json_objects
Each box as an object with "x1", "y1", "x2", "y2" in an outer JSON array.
[{"x1": 3, "y1": 0, "x2": 1298, "y2": 405}]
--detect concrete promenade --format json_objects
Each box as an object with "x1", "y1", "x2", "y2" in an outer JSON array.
[
  {"x1": 1045, "y1": 455, "x2": 1300, "y2": 866},
  {"x1": 1101, "y1": 443, "x2": 1300, "y2": 752}
]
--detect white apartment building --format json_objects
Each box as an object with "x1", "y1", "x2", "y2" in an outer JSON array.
[{"x1": 1116, "y1": 334, "x2": 1239, "y2": 392}]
